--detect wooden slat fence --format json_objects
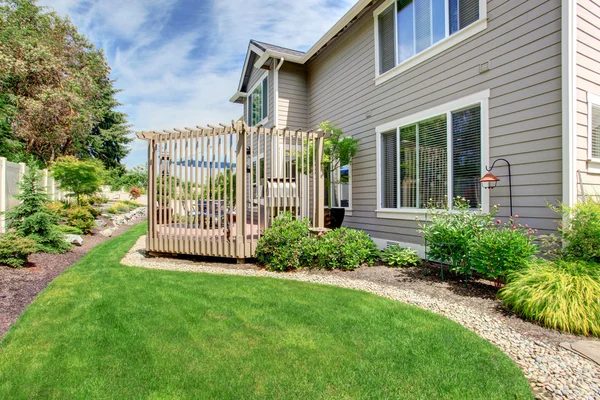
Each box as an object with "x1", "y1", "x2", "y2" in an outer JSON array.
[{"x1": 137, "y1": 121, "x2": 327, "y2": 260}]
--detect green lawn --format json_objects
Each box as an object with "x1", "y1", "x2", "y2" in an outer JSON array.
[{"x1": 0, "y1": 223, "x2": 532, "y2": 399}]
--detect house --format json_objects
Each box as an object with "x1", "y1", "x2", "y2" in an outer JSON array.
[{"x1": 230, "y1": 0, "x2": 600, "y2": 254}]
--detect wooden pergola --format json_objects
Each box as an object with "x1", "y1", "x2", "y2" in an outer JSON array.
[{"x1": 137, "y1": 121, "x2": 327, "y2": 261}]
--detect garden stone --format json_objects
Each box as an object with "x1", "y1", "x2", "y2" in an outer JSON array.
[
  {"x1": 95, "y1": 220, "x2": 107, "y2": 228},
  {"x1": 99, "y1": 229, "x2": 114, "y2": 237},
  {"x1": 63, "y1": 234, "x2": 83, "y2": 246}
]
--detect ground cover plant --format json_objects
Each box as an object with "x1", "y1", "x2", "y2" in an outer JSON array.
[
  {"x1": 0, "y1": 223, "x2": 532, "y2": 399},
  {"x1": 499, "y1": 259, "x2": 600, "y2": 337},
  {"x1": 0, "y1": 233, "x2": 38, "y2": 268},
  {"x1": 382, "y1": 245, "x2": 421, "y2": 268}
]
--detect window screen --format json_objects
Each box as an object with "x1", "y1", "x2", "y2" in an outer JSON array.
[
  {"x1": 450, "y1": 0, "x2": 479, "y2": 34},
  {"x1": 452, "y1": 105, "x2": 481, "y2": 208},
  {"x1": 592, "y1": 104, "x2": 600, "y2": 159},
  {"x1": 381, "y1": 130, "x2": 398, "y2": 208}
]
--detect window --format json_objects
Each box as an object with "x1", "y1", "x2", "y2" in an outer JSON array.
[
  {"x1": 378, "y1": 97, "x2": 486, "y2": 214},
  {"x1": 589, "y1": 94, "x2": 600, "y2": 161},
  {"x1": 375, "y1": 0, "x2": 485, "y2": 81},
  {"x1": 330, "y1": 164, "x2": 352, "y2": 209},
  {"x1": 247, "y1": 75, "x2": 268, "y2": 126}
]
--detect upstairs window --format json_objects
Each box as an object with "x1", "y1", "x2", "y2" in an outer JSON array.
[
  {"x1": 377, "y1": 0, "x2": 481, "y2": 75},
  {"x1": 247, "y1": 75, "x2": 268, "y2": 126}
]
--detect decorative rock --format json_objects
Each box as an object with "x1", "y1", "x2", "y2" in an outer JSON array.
[
  {"x1": 63, "y1": 234, "x2": 83, "y2": 246},
  {"x1": 95, "y1": 220, "x2": 107, "y2": 228},
  {"x1": 99, "y1": 229, "x2": 114, "y2": 237}
]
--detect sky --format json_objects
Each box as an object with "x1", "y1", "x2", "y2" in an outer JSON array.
[{"x1": 37, "y1": 0, "x2": 356, "y2": 168}]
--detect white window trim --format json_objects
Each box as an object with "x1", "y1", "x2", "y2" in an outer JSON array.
[
  {"x1": 247, "y1": 71, "x2": 269, "y2": 127},
  {"x1": 587, "y1": 92, "x2": 600, "y2": 173},
  {"x1": 375, "y1": 89, "x2": 490, "y2": 220},
  {"x1": 373, "y1": 0, "x2": 487, "y2": 86}
]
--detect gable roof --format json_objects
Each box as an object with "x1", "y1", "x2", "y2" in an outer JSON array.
[
  {"x1": 231, "y1": 0, "x2": 373, "y2": 103},
  {"x1": 250, "y1": 40, "x2": 305, "y2": 58}
]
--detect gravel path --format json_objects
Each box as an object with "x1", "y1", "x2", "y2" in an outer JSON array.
[{"x1": 122, "y1": 236, "x2": 600, "y2": 400}]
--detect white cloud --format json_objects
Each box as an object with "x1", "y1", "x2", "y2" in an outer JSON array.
[{"x1": 38, "y1": 0, "x2": 355, "y2": 167}]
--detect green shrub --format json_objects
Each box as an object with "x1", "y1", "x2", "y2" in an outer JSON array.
[
  {"x1": 255, "y1": 213, "x2": 310, "y2": 271},
  {"x1": 119, "y1": 200, "x2": 140, "y2": 208},
  {"x1": 107, "y1": 201, "x2": 137, "y2": 214},
  {"x1": 66, "y1": 206, "x2": 95, "y2": 234},
  {"x1": 4, "y1": 169, "x2": 70, "y2": 254},
  {"x1": 87, "y1": 195, "x2": 109, "y2": 205},
  {"x1": 55, "y1": 225, "x2": 84, "y2": 235},
  {"x1": 499, "y1": 259, "x2": 600, "y2": 337},
  {"x1": 305, "y1": 228, "x2": 379, "y2": 271},
  {"x1": 20, "y1": 212, "x2": 71, "y2": 254},
  {"x1": 419, "y1": 197, "x2": 495, "y2": 275},
  {"x1": 554, "y1": 199, "x2": 600, "y2": 262},
  {"x1": 44, "y1": 200, "x2": 67, "y2": 216},
  {"x1": 382, "y1": 245, "x2": 421, "y2": 268},
  {"x1": 0, "y1": 233, "x2": 39, "y2": 268},
  {"x1": 469, "y1": 219, "x2": 538, "y2": 280}
]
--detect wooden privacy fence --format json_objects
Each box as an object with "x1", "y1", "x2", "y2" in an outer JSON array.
[{"x1": 137, "y1": 121, "x2": 327, "y2": 260}]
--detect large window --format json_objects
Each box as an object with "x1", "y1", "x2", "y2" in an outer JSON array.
[
  {"x1": 247, "y1": 75, "x2": 268, "y2": 126},
  {"x1": 376, "y1": 0, "x2": 483, "y2": 77},
  {"x1": 379, "y1": 103, "x2": 482, "y2": 211}
]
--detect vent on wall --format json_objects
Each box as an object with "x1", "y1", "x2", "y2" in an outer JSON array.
[{"x1": 386, "y1": 240, "x2": 401, "y2": 249}]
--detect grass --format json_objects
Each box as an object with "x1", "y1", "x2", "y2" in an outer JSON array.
[
  {"x1": 499, "y1": 259, "x2": 600, "y2": 337},
  {"x1": 0, "y1": 223, "x2": 532, "y2": 399}
]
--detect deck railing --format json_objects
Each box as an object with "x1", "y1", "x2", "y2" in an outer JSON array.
[{"x1": 137, "y1": 121, "x2": 327, "y2": 260}]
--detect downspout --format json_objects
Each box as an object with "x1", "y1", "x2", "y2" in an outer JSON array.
[
  {"x1": 274, "y1": 57, "x2": 285, "y2": 128},
  {"x1": 561, "y1": 0, "x2": 577, "y2": 209}
]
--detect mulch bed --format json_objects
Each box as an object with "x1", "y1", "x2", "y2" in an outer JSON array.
[{"x1": 0, "y1": 217, "x2": 146, "y2": 339}]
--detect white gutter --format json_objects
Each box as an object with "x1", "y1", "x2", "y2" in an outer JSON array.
[
  {"x1": 274, "y1": 57, "x2": 285, "y2": 128},
  {"x1": 561, "y1": 0, "x2": 577, "y2": 208}
]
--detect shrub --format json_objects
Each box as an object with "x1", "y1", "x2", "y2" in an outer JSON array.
[
  {"x1": 382, "y1": 245, "x2": 421, "y2": 268},
  {"x1": 553, "y1": 199, "x2": 600, "y2": 262},
  {"x1": 55, "y1": 225, "x2": 84, "y2": 235},
  {"x1": 4, "y1": 169, "x2": 70, "y2": 254},
  {"x1": 51, "y1": 156, "x2": 104, "y2": 205},
  {"x1": 44, "y1": 200, "x2": 67, "y2": 216},
  {"x1": 120, "y1": 200, "x2": 140, "y2": 208},
  {"x1": 107, "y1": 201, "x2": 131, "y2": 214},
  {"x1": 66, "y1": 206, "x2": 95, "y2": 234},
  {"x1": 418, "y1": 197, "x2": 495, "y2": 275},
  {"x1": 305, "y1": 228, "x2": 379, "y2": 271},
  {"x1": 499, "y1": 259, "x2": 600, "y2": 337},
  {"x1": 255, "y1": 213, "x2": 310, "y2": 271},
  {"x1": 469, "y1": 219, "x2": 538, "y2": 280},
  {"x1": 0, "y1": 233, "x2": 39, "y2": 268},
  {"x1": 130, "y1": 186, "x2": 141, "y2": 201},
  {"x1": 87, "y1": 195, "x2": 109, "y2": 205}
]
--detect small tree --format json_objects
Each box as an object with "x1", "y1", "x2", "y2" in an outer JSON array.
[
  {"x1": 4, "y1": 168, "x2": 70, "y2": 254},
  {"x1": 319, "y1": 121, "x2": 359, "y2": 208},
  {"x1": 51, "y1": 156, "x2": 104, "y2": 205}
]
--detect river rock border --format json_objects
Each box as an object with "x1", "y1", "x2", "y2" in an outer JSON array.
[{"x1": 121, "y1": 236, "x2": 600, "y2": 400}]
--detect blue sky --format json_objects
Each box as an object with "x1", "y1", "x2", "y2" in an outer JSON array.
[{"x1": 38, "y1": 0, "x2": 355, "y2": 168}]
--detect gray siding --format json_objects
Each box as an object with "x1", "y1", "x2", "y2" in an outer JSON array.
[
  {"x1": 278, "y1": 62, "x2": 309, "y2": 130},
  {"x1": 243, "y1": 60, "x2": 275, "y2": 128},
  {"x1": 306, "y1": 0, "x2": 564, "y2": 243},
  {"x1": 576, "y1": 0, "x2": 600, "y2": 197}
]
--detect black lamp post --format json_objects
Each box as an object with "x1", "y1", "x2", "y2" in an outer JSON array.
[{"x1": 479, "y1": 158, "x2": 513, "y2": 217}]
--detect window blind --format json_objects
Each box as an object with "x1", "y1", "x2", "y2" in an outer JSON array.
[
  {"x1": 450, "y1": 0, "x2": 479, "y2": 34},
  {"x1": 418, "y1": 115, "x2": 447, "y2": 208},
  {"x1": 400, "y1": 125, "x2": 417, "y2": 207},
  {"x1": 592, "y1": 104, "x2": 600, "y2": 159},
  {"x1": 378, "y1": 3, "x2": 396, "y2": 74},
  {"x1": 414, "y1": 0, "x2": 431, "y2": 53},
  {"x1": 452, "y1": 105, "x2": 481, "y2": 208},
  {"x1": 397, "y1": 0, "x2": 414, "y2": 63},
  {"x1": 381, "y1": 130, "x2": 398, "y2": 208}
]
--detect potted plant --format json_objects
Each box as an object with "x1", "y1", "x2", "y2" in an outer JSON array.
[{"x1": 319, "y1": 121, "x2": 359, "y2": 229}]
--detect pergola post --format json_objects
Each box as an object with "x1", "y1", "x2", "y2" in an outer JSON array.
[
  {"x1": 235, "y1": 122, "x2": 247, "y2": 260},
  {"x1": 315, "y1": 134, "x2": 326, "y2": 228}
]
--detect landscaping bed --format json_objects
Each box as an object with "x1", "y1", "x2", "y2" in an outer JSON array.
[{"x1": 0, "y1": 216, "x2": 146, "y2": 338}]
